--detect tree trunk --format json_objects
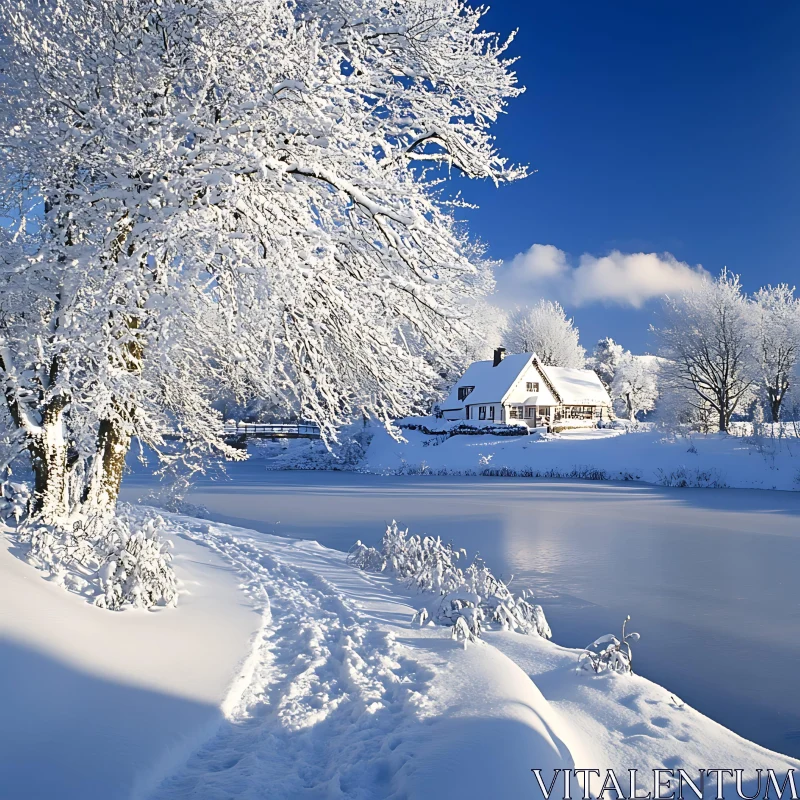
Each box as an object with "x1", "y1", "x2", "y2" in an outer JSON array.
[
  {"x1": 29, "y1": 403, "x2": 69, "y2": 522},
  {"x1": 718, "y1": 408, "x2": 728, "y2": 434},
  {"x1": 84, "y1": 416, "x2": 131, "y2": 516},
  {"x1": 770, "y1": 395, "x2": 782, "y2": 424}
]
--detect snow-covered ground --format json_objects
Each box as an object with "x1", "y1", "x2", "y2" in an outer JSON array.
[
  {"x1": 0, "y1": 532, "x2": 260, "y2": 800},
  {"x1": 4, "y1": 512, "x2": 797, "y2": 799},
  {"x1": 257, "y1": 423, "x2": 800, "y2": 491},
  {"x1": 362, "y1": 425, "x2": 800, "y2": 490}
]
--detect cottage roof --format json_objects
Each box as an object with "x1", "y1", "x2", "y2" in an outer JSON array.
[
  {"x1": 440, "y1": 352, "x2": 534, "y2": 409},
  {"x1": 544, "y1": 366, "x2": 611, "y2": 406},
  {"x1": 441, "y1": 354, "x2": 612, "y2": 410}
]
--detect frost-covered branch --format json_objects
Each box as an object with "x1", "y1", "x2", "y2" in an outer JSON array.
[{"x1": 0, "y1": 0, "x2": 525, "y2": 526}]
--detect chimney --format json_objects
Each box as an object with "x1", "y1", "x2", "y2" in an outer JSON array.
[{"x1": 493, "y1": 347, "x2": 506, "y2": 367}]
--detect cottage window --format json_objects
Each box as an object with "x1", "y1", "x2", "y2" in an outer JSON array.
[
  {"x1": 526, "y1": 382, "x2": 539, "y2": 393},
  {"x1": 509, "y1": 406, "x2": 521, "y2": 419},
  {"x1": 489, "y1": 406, "x2": 495, "y2": 420},
  {"x1": 458, "y1": 386, "x2": 474, "y2": 401},
  {"x1": 525, "y1": 406, "x2": 536, "y2": 418},
  {"x1": 479, "y1": 406, "x2": 486, "y2": 420}
]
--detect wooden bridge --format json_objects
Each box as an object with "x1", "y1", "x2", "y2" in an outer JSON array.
[{"x1": 223, "y1": 421, "x2": 322, "y2": 445}]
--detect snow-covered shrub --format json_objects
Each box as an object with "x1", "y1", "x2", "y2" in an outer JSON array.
[
  {"x1": 451, "y1": 615, "x2": 480, "y2": 647},
  {"x1": 578, "y1": 616, "x2": 640, "y2": 674},
  {"x1": 655, "y1": 466, "x2": 727, "y2": 488},
  {"x1": 143, "y1": 474, "x2": 211, "y2": 520},
  {"x1": 15, "y1": 506, "x2": 178, "y2": 610},
  {"x1": 411, "y1": 607, "x2": 429, "y2": 626},
  {"x1": 347, "y1": 521, "x2": 551, "y2": 641},
  {"x1": 348, "y1": 540, "x2": 388, "y2": 572},
  {"x1": 259, "y1": 420, "x2": 375, "y2": 470},
  {"x1": 0, "y1": 478, "x2": 30, "y2": 523},
  {"x1": 95, "y1": 515, "x2": 178, "y2": 610},
  {"x1": 387, "y1": 464, "x2": 641, "y2": 482},
  {"x1": 480, "y1": 464, "x2": 612, "y2": 481},
  {"x1": 17, "y1": 521, "x2": 64, "y2": 569},
  {"x1": 396, "y1": 418, "x2": 529, "y2": 438}
]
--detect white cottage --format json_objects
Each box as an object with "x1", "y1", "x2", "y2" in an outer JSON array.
[{"x1": 440, "y1": 348, "x2": 613, "y2": 429}]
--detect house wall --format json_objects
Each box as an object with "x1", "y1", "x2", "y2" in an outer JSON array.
[
  {"x1": 501, "y1": 361, "x2": 558, "y2": 427},
  {"x1": 504, "y1": 362, "x2": 558, "y2": 406},
  {"x1": 465, "y1": 403, "x2": 503, "y2": 422}
]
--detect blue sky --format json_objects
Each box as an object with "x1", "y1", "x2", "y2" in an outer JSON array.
[{"x1": 458, "y1": 1, "x2": 800, "y2": 354}]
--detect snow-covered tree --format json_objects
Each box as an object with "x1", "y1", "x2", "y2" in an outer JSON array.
[
  {"x1": 0, "y1": 0, "x2": 525, "y2": 526},
  {"x1": 591, "y1": 337, "x2": 625, "y2": 389},
  {"x1": 654, "y1": 270, "x2": 755, "y2": 433},
  {"x1": 752, "y1": 284, "x2": 800, "y2": 423},
  {"x1": 505, "y1": 300, "x2": 585, "y2": 367},
  {"x1": 458, "y1": 301, "x2": 509, "y2": 364},
  {"x1": 611, "y1": 355, "x2": 659, "y2": 421}
]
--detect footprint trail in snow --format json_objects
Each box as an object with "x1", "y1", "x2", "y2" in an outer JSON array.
[{"x1": 151, "y1": 523, "x2": 434, "y2": 800}]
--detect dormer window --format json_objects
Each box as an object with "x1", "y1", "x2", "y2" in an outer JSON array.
[{"x1": 457, "y1": 386, "x2": 474, "y2": 401}]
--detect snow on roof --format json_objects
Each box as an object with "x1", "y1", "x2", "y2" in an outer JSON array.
[
  {"x1": 440, "y1": 352, "x2": 534, "y2": 408},
  {"x1": 544, "y1": 366, "x2": 612, "y2": 406},
  {"x1": 442, "y1": 354, "x2": 612, "y2": 410}
]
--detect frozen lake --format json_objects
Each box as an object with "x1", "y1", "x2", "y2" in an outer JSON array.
[{"x1": 122, "y1": 468, "x2": 800, "y2": 758}]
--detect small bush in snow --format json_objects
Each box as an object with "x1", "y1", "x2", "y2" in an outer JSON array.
[
  {"x1": 451, "y1": 614, "x2": 480, "y2": 647},
  {"x1": 347, "y1": 521, "x2": 551, "y2": 642},
  {"x1": 396, "y1": 418, "x2": 529, "y2": 438},
  {"x1": 411, "y1": 607, "x2": 429, "y2": 626},
  {"x1": 95, "y1": 515, "x2": 178, "y2": 610},
  {"x1": 348, "y1": 540, "x2": 388, "y2": 572},
  {"x1": 655, "y1": 466, "x2": 727, "y2": 488},
  {"x1": 578, "y1": 616, "x2": 640, "y2": 675},
  {"x1": 390, "y1": 464, "x2": 642, "y2": 482},
  {"x1": 15, "y1": 506, "x2": 178, "y2": 611},
  {"x1": 0, "y1": 478, "x2": 30, "y2": 524}
]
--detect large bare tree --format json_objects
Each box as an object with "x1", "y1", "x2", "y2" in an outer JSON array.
[{"x1": 655, "y1": 270, "x2": 755, "y2": 433}]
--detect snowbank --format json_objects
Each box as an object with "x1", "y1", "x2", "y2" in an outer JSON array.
[
  {"x1": 0, "y1": 533, "x2": 261, "y2": 800},
  {"x1": 360, "y1": 425, "x2": 800, "y2": 490}
]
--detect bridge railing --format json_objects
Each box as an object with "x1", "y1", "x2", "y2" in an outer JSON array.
[{"x1": 222, "y1": 422, "x2": 321, "y2": 438}]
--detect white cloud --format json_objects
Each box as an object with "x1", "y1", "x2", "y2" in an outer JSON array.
[{"x1": 498, "y1": 244, "x2": 707, "y2": 308}]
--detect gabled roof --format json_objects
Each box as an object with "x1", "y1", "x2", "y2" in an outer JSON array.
[
  {"x1": 544, "y1": 366, "x2": 611, "y2": 406},
  {"x1": 441, "y1": 352, "x2": 534, "y2": 409},
  {"x1": 442, "y1": 353, "x2": 612, "y2": 410}
]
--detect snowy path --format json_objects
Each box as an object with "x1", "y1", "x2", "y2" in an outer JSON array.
[{"x1": 151, "y1": 518, "x2": 581, "y2": 799}]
